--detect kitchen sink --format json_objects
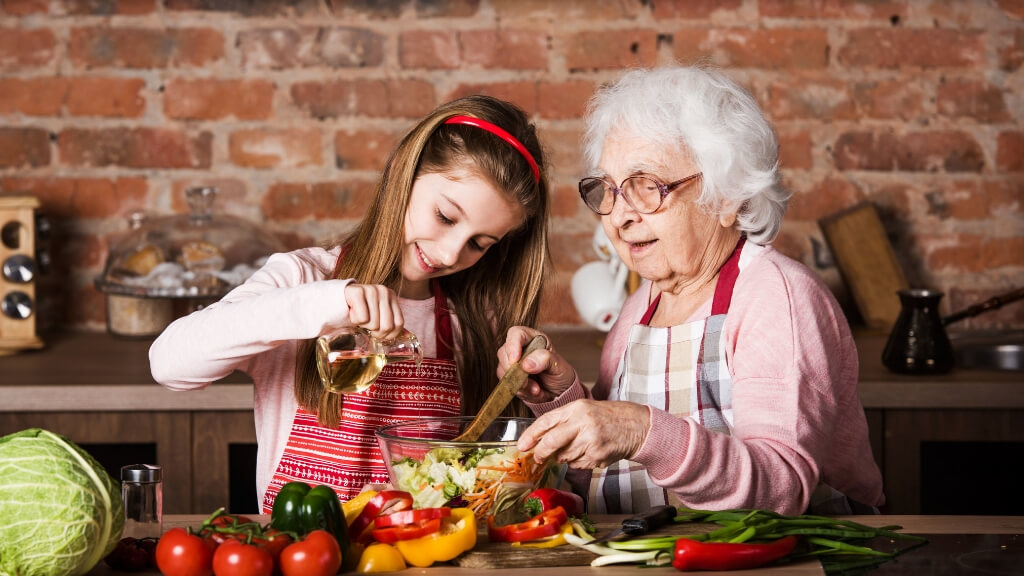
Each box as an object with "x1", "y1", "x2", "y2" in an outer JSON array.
[{"x1": 950, "y1": 330, "x2": 1024, "y2": 372}]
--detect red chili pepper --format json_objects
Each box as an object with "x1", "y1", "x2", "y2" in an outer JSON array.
[
  {"x1": 672, "y1": 535, "x2": 798, "y2": 571},
  {"x1": 522, "y1": 488, "x2": 585, "y2": 518},
  {"x1": 488, "y1": 506, "x2": 569, "y2": 543}
]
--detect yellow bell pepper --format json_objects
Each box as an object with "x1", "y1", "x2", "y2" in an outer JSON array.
[
  {"x1": 394, "y1": 507, "x2": 477, "y2": 567},
  {"x1": 356, "y1": 542, "x2": 407, "y2": 573},
  {"x1": 511, "y1": 520, "x2": 574, "y2": 549},
  {"x1": 343, "y1": 490, "x2": 378, "y2": 526}
]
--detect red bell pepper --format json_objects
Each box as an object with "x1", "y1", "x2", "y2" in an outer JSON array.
[
  {"x1": 348, "y1": 490, "x2": 413, "y2": 543},
  {"x1": 488, "y1": 506, "x2": 569, "y2": 543},
  {"x1": 672, "y1": 535, "x2": 798, "y2": 571},
  {"x1": 523, "y1": 488, "x2": 584, "y2": 518}
]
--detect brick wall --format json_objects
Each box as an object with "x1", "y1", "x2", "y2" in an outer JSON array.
[{"x1": 0, "y1": 0, "x2": 1021, "y2": 333}]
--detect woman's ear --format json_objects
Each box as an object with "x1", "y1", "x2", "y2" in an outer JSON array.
[{"x1": 719, "y1": 209, "x2": 738, "y2": 228}]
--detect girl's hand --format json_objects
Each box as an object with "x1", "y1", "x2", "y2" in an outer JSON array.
[
  {"x1": 516, "y1": 400, "x2": 649, "y2": 468},
  {"x1": 344, "y1": 283, "x2": 405, "y2": 341},
  {"x1": 498, "y1": 326, "x2": 576, "y2": 403}
]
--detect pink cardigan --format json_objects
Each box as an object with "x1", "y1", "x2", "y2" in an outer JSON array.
[{"x1": 530, "y1": 245, "x2": 884, "y2": 515}]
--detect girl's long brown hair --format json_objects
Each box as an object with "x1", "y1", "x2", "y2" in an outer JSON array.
[{"x1": 295, "y1": 95, "x2": 550, "y2": 428}]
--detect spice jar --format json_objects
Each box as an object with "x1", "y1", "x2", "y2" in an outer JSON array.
[{"x1": 121, "y1": 464, "x2": 163, "y2": 539}]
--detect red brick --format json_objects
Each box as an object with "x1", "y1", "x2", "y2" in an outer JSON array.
[
  {"x1": 776, "y1": 128, "x2": 812, "y2": 170},
  {"x1": 937, "y1": 80, "x2": 1010, "y2": 123},
  {"x1": 833, "y1": 130, "x2": 984, "y2": 172},
  {"x1": 0, "y1": 28, "x2": 56, "y2": 70},
  {"x1": 540, "y1": 127, "x2": 585, "y2": 179},
  {"x1": 672, "y1": 30, "x2": 711, "y2": 65},
  {"x1": 229, "y1": 129, "x2": 322, "y2": 169},
  {"x1": 291, "y1": 79, "x2": 436, "y2": 119},
  {"x1": 70, "y1": 27, "x2": 224, "y2": 69},
  {"x1": 565, "y1": 29, "x2": 658, "y2": 72},
  {"x1": 1, "y1": 0, "x2": 48, "y2": 14},
  {"x1": 335, "y1": 129, "x2": 400, "y2": 171},
  {"x1": 59, "y1": 128, "x2": 212, "y2": 168},
  {"x1": 4, "y1": 0, "x2": 157, "y2": 14},
  {"x1": 702, "y1": 29, "x2": 829, "y2": 69},
  {"x1": 170, "y1": 179, "x2": 248, "y2": 213},
  {"x1": 448, "y1": 82, "x2": 538, "y2": 116},
  {"x1": 997, "y1": 131, "x2": 1024, "y2": 171},
  {"x1": 538, "y1": 80, "x2": 596, "y2": 119},
  {"x1": 538, "y1": 273, "x2": 580, "y2": 325},
  {"x1": 0, "y1": 128, "x2": 50, "y2": 168},
  {"x1": 493, "y1": 0, "x2": 643, "y2": 20},
  {"x1": 1000, "y1": 30, "x2": 1024, "y2": 71},
  {"x1": 164, "y1": 78, "x2": 274, "y2": 120},
  {"x1": 0, "y1": 177, "x2": 148, "y2": 219},
  {"x1": 852, "y1": 80, "x2": 926, "y2": 120},
  {"x1": 168, "y1": 0, "x2": 322, "y2": 16},
  {"x1": 838, "y1": 29, "x2": 984, "y2": 69},
  {"x1": 759, "y1": 0, "x2": 906, "y2": 19},
  {"x1": 925, "y1": 235, "x2": 1024, "y2": 273},
  {"x1": 67, "y1": 77, "x2": 146, "y2": 117},
  {"x1": 460, "y1": 29, "x2": 549, "y2": 70},
  {"x1": 767, "y1": 76, "x2": 854, "y2": 120},
  {"x1": 941, "y1": 180, "x2": 1023, "y2": 220},
  {"x1": 238, "y1": 27, "x2": 385, "y2": 70},
  {"x1": 325, "y1": 0, "x2": 403, "y2": 19},
  {"x1": 996, "y1": 0, "x2": 1024, "y2": 19},
  {"x1": 399, "y1": 30, "x2": 460, "y2": 69},
  {"x1": 550, "y1": 183, "x2": 584, "y2": 218},
  {"x1": 653, "y1": 0, "x2": 741, "y2": 18},
  {"x1": 414, "y1": 0, "x2": 479, "y2": 17},
  {"x1": 786, "y1": 177, "x2": 864, "y2": 221},
  {"x1": 262, "y1": 180, "x2": 376, "y2": 221},
  {"x1": 0, "y1": 78, "x2": 68, "y2": 116}
]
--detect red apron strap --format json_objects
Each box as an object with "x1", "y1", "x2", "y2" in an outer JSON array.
[
  {"x1": 710, "y1": 236, "x2": 746, "y2": 316},
  {"x1": 432, "y1": 279, "x2": 455, "y2": 361}
]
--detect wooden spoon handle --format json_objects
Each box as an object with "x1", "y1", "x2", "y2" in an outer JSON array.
[{"x1": 454, "y1": 334, "x2": 549, "y2": 443}]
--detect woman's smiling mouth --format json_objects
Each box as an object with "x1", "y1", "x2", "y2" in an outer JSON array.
[{"x1": 416, "y1": 243, "x2": 439, "y2": 274}]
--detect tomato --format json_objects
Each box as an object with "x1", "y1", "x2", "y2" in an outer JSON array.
[
  {"x1": 373, "y1": 507, "x2": 451, "y2": 528},
  {"x1": 212, "y1": 540, "x2": 273, "y2": 576},
  {"x1": 355, "y1": 543, "x2": 407, "y2": 573},
  {"x1": 372, "y1": 518, "x2": 442, "y2": 544},
  {"x1": 279, "y1": 530, "x2": 342, "y2": 576},
  {"x1": 155, "y1": 528, "x2": 216, "y2": 576},
  {"x1": 257, "y1": 529, "x2": 293, "y2": 568}
]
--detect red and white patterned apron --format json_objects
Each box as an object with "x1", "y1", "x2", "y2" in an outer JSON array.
[{"x1": 262, "y1": 280, "x2": 461, "y2": 511}]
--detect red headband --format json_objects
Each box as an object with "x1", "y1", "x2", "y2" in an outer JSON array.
[{"x1": 444, "y1": 115, "x2": 540, "y2": 183}]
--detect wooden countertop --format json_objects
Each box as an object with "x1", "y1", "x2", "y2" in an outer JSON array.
[
  {"x1": 84, "y1": 514, "x2": 1024, "y2": 575},
  {"x1": 2, "y1": 329, "x2": 1022, "y2": 412}
]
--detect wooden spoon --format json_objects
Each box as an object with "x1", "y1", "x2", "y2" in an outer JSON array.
[{"x1": 453, "y1": 334, "x2": 549, "y2": 443}]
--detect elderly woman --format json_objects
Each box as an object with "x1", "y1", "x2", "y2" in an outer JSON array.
[{"x1": 499, "y1": 66, "x2": 884, "y2": 516}]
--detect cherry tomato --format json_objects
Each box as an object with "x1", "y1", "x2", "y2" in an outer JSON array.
[
  {"x1": 355, "y1": 542, "x2": 407, "y2": 573},
  {"x1": 373, "y1": 507, "x2": 451, "y2": 528},
  {"x1": 279, "y1": 530, "x2": 342, "y2": 576},
  {"x1": 212, "y1": 539, "x2": 273, "y2": 576},
  {"x1": 371, "y1": 518, "x2": 442, "y2": 544},
  {"x1": 155, "y1": 528, "x2": 215, "y2": 576}
]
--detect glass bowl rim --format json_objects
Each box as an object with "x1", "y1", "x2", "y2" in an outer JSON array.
[{"x1": 375, "y1": 416, "x2": 535, "y2": 449}]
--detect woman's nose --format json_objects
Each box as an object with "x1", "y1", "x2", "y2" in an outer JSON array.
[{"x1": 605, "y1": 191, "x2": 638, "y2": 227}]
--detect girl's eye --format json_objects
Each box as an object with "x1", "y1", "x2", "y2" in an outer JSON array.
[
  {"x1": 469, "y1": 239, "x2": 484, "y2": 252},
  {"x1": 435, "y1": 209, "x2": 454, "y2": 225}
]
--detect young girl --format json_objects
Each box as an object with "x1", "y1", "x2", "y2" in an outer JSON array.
[{"x1": 149, "y1": 95, "x2": 549, "y2": 511}]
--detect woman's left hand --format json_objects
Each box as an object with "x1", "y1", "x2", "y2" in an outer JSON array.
[{"x1": 516, "y1": 399, "x2": 650, "y2": 468}]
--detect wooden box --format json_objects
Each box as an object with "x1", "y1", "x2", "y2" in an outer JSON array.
[{"x1": 1, "y1": 196, "x2": 44, "y2": 354}]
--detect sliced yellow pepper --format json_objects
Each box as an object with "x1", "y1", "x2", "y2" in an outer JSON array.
[
  {"x1": 394, "y1": 507, "x2": 477, "y2": 567},
  {"x1": 356, "y1": 542, "x2": 407, "y2": 573},
  {"x1": 343, "y1": 489, "x2": 378, "y2": 526},
  {"x1": 512, "y1": 519, "x2": 574, "y2": 548}
]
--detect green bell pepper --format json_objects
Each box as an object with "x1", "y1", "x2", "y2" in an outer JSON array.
[{"x1": 271, "y1": 481, "x2": 355, "y2": 570}]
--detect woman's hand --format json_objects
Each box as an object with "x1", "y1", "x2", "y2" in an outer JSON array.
[
  {"x1": 517, "y1": 400, "x2": 650, "y2": 468},
  {"x1": 498, "y1": 326, "x2": 577, "y2": 403},
  {"x1": 343, "y1": 283, "x2": 405, "y2": 341}
]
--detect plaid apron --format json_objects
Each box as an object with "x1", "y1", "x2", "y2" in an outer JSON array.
[
  {"x1": 588, "y1": 238, "x2": 746, "y2": 514},
  {"x1": 262, "y1": 280, "x2": 460, "y2": 510}
]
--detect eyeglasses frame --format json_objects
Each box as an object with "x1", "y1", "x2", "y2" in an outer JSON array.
[{"x1": 578, "y1": 172, "x2": 703, "y2": 215}]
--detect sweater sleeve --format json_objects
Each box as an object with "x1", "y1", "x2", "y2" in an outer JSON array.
[
  {"x1": 628, "y1": 249, "x2": 880, "y2": 515},
  {"x1": 149, "y1": 248, "x2": 354, "y2": 389}
]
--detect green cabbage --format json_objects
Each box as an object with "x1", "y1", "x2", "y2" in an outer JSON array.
[{"x1": 0, "y1": 428, "x2": 124, "y2": 576}]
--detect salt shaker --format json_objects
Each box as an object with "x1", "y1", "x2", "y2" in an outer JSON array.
[{"x1": 121, "y1": 464, "x2": 163, "y2": 539}]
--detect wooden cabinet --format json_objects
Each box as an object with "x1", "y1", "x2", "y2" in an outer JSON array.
[{"x1": 3, "y1": 330, "x2": 1022, "y2": 514}]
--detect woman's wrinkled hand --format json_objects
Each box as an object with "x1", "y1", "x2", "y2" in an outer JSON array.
[
  {"x1": 498, "y1": 326, "x2": 576, "y2": 403},
  {"x1": 344, "y1": 283, "x2": 405, "y2": 341},
  {"x1": 517, "y1": 400, "x2": 650, "y2": 468}
]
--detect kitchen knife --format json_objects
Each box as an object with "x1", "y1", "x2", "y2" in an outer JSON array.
[{"x1": 591, "y1": 505, "x2": 677, "y2": 544}]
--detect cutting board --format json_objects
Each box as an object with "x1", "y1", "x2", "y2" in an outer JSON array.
[{"x1": 452, "y1": 518, "x2": 718, "y2": 569}]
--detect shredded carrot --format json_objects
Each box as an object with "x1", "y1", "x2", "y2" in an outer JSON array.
[{"x1": 462, "y1": 451, "x2": 547, "y2": 518}]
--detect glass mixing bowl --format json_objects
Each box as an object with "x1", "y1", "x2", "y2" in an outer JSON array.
[{"x1": 376, "y1": 416, "x2": 565, "y2": 520}]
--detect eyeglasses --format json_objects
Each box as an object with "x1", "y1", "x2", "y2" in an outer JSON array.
[{"x1": 578, "y1": 172, "x2": 702, "y2": 215}]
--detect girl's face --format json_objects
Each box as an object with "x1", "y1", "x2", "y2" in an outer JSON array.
[{"x1": 400, "y1": 166, "x2": 525, "y2": 298}]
